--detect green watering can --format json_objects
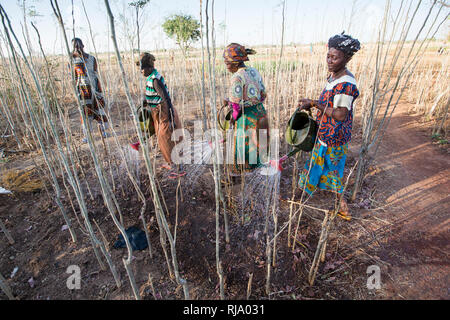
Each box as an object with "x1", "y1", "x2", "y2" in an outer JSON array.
[
  {"x1": 217, "y1": 104, "x2": 233, "y2": 131},
  {"x1": 137, "y1": 106, "x2": 155, "y2": 137},
  {"x1": 285, "y1": 109, "x2": 318, "y2": 152}
]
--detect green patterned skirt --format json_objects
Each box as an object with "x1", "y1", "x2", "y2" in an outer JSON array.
[{"x1": 231, "y1": 103, "x2": 267, "y2": 173}]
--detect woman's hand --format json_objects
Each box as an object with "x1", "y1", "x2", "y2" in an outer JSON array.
[
  {"x1": 260, "y1": 91, "x2": 267, "y2": 102},
  {"x1": 222, "y1": 99, "x2": 229, "y2": 108},
  {"x1": 298, "y1": 98, "x2": 314, "y2": 111}
]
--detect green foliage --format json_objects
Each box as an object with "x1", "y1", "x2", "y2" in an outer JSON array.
[
  {"x1": 27, "y1": 8, "x2": 42, "y2": 19},
  {"x1": 129, "y1": 0, "x2": 151, "y2": 8},
  {"x1": 0, "y1": 154, "x2": 8, "y2": 164},
  {"x1": 162, "y1": 14, "x2": 200, "y2": 56},
  {"x1": 431, "y1": 133, "x2": 448, "y2": 145},
  {"x1": 252, "y1": 60, "x2": 299, "y2": 75},
  {"x1": 431, "y1": 133, "x2": 441, "y2": 139}
]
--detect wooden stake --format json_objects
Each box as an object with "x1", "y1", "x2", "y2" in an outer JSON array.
[
  {"x1": 0, "y1": 272, "x2": 15, "y2": 300},
  {"x1": 0, "y1": 218, "x2": 14, "y2": 245},
  {"x1": 246, "y1": 273, "x2": 253, "y2": 300}
]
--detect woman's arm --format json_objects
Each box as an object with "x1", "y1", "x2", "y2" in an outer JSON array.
[{"x1": 153, "y1": 78, "x2": 175, "y2": 126}]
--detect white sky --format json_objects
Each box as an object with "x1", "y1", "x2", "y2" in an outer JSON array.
[{"x1": 0, "y1": 0, "x2": 448, "y2": 55}]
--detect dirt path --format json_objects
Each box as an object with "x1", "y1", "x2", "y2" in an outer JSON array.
[{"x1": 370, "y1": 104, "x2": 449, "y2": 299}]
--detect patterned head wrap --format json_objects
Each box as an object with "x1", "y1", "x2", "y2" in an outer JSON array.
[
  {"x1": 223, "y1": 43, "x2": 256, "y2": 63},
  {"x1": 328, "y1": 32, "x2": 361, "y2": 58},
  {"x1": 137, "y1": 52, "x2": 156, "y2": 69}
]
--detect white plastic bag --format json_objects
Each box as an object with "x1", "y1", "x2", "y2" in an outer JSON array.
[{"x1": 0, "y1": 187, "x2": 12, "y2": 194}]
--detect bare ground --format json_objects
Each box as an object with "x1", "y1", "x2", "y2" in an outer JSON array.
[
  {"x1": 0, "y1": 102, "x2": 448, "y2": 300},
  {"x1": 360, "y1": 104, "x2": 449, "y2": 300}
]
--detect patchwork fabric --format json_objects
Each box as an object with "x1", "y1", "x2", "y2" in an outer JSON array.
[{"x1": 229, "y1": 67, "x2": 266, "y2": 109}]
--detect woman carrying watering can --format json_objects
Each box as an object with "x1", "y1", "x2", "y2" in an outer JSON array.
[
  {"x1": 297, "y1": 33, "x2": 361, "y2": 220},
  {"x1": 222, "y1": 43, "x2": 269, "y2": 175},
  {"x1": 132, "y1": 52, "x2": 184, "y2": 178}
]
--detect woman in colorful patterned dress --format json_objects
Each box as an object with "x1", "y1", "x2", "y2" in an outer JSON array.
[
  {"x1": 298, "y1": 33, "x2": 361, "y2": 219},
  {"x1": 135, "y1": 52, "x2": 183, "y2": 176},
  {"x1": 222, "y1": 43, "x2": 269, "y2": 174},
  {"x1": 71, "y1": 38, "x2": 109, "y2": 143}
]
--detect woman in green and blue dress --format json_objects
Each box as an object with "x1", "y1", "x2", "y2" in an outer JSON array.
[
  {"x1": 222, "y1": 43, "x2": 269, "y2": 174},
  {"x1": 298, "y1": 33, "x2": 361, "y2": 219}
]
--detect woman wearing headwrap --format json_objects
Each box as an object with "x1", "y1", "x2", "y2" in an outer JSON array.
[
  {"x1": 71, "y1": 38, "x2": 109, "y2": 143},
  {"x1": 133, "y1": 52, "x2": 183, "y2": 176},
  {"x1": 297, "y1": 33, "x2": 361, "y2": 220},
  {"x1": 222, "y1": 43, "x2": 269, "y2": 174}
]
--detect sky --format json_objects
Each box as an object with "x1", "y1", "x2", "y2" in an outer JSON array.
[{"x1": 0, "y1": 0, "x2": 448, "y2": 55}]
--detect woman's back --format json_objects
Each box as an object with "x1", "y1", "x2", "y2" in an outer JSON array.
[{"x1": 229, "y1": 67, "x2": 266, "y2": 107}]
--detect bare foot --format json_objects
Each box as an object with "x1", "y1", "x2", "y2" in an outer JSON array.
[{"x1": 337, "y1": 198, "x2": 351, "y2": 221}]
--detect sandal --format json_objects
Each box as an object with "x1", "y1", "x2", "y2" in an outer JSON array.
[
  {"x1": 168, "y1": 171, "x2": 187, "y2": 180},
  {"x1": 177, "y1": 171, "x2": 187, "y2": 177},
  {"x1": 168, "y1": 172, "x2": 178, "y2": 180},
  {"x1": 161, "y1": 164, "x2": 173, "y2": 171},
  {"x1": 337, "y1": 211, "x2": 352, "y2": 221}
]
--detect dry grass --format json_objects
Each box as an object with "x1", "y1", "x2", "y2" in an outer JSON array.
[
  {"x1": 1, "y1": 169, "x2": 43, "y2": 193},
  {"x1": 2, "y1": 41, "x2": 448, "y2": 152}
]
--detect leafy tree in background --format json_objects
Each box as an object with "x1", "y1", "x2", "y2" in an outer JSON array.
[
  {"x1": 162, "y1": 14, "x2": 201, "y2": 57},
  {"x1": 129, "y1": 0, "x2": 151, "y2": 54}
]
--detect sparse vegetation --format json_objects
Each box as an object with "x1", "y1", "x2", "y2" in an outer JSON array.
[{"x1": 0, "y1": 0, "x2": 448, "y2": 301}]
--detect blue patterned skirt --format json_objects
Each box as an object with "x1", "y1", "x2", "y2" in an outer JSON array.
[{"x1": 298, "y1": 142, "x2": 348, "y2": 195}]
